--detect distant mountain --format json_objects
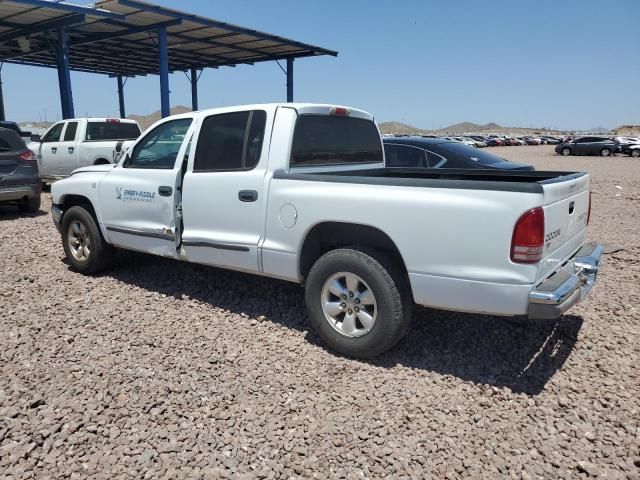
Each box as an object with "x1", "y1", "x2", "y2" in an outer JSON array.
[
  {"x1": 612, "y1": 125, "x2": 640, "y2": 136},
  {"x1": 378, "y1": 121, "x2": 431, "y2": 135},
  {"x1": 128, "y1": 105, "x2": 192, "y2": 131}
]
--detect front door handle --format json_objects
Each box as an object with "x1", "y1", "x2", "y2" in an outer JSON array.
[
  {"x1": 68, "y1": 147, "x2": 74, "y2": 154},
  {"x1": 238, "y1": 190, "x2": 258, "y2": 202},
  {"x1": 158, "y1": 186, "x2": 173, "y2": 197}
]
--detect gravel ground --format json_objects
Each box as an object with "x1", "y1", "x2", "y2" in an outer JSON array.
[{"x1": 1, "y1": 146, "x2": 639, "y2": 479}]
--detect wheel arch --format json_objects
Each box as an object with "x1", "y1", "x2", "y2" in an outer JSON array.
[
  {"x1": 93, "y1": 158, "x2": 110, "y2": 165},
  {"x1": 298, "y1": 221, "x2": 409, "y2": 281}
]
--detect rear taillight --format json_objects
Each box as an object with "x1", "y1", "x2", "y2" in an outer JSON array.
[
  {"x1": 511, "y1": 207, "x2": 545, "y2": 264},
  {"x1": 18, "y1": 149, "x2": 37, "y2": 164},
  {"x1": 587, "y1": 191, "x2": 592, "y2": 225}
]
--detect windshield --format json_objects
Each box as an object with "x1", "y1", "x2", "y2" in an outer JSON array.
[{"x1": 439, "y1": 141, "x2": 505, "y2": 165}]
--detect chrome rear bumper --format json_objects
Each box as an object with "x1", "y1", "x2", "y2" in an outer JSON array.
[{"x1": 528, "y1": 243, "x2": 604, "y2": 319}]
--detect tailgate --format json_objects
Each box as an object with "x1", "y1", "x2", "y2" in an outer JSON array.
[{"x1": 537, "y1": 173, "x2": 590, "y2": 279}]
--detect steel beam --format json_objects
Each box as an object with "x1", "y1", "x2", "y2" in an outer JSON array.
[
  {"x1": 190, "y1": 67, "x2": 198, "y2": 111},
  {"x1": 158, "y1": 26, "x2": 170, "y2": 118},
  {"x1": 56, "y1": 26, "x2": 74, "y2": 119},
  {"x1": 286, "y1": 57, "x2": 293, "y2": 102},
  {"x1": 0, "y1": 13, "x2": 86, "y2": 44},
  {"x1": 117, "y1": 75, "x2": 125, "y2": 118}
]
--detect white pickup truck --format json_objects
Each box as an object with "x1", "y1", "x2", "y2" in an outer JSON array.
[
  {"x1": 31, "y1": 118, "x2": 141, "y2": 183},
  {"x1": 50, "y1": 103, "x2": 603, "y2": 357}
]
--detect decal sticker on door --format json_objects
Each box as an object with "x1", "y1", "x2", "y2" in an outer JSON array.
[{"x1": 116, "y1": 186, "x2": 156, "y2": 203}]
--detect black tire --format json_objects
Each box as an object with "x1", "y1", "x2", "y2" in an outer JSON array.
[
  {"x1": 18, "y1": 195, "x2": 41, "y2": 213},
  {"x1": 561, "y1": 147, "x2": 571, "y2": 156},
  {"x1": 60, "y1": 206, "x2": 115, "y2": 274},
  {"x1": 600, "y1": 148, "x2": 611, "y2": 157},
  {"x1": 632, "y1": 149, "x2": 640, "y2": 158},
  {"x1": 305, "y1": 248, "x2": 412, "y2": 358}
]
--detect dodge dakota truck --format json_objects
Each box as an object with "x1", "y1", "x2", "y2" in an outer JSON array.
[
  {"x1": 50, "y1": 103, "x2": 603, "y2": 357},
  {"x1": 32, "y1": 118, "x2": 141, "y2": 183}
]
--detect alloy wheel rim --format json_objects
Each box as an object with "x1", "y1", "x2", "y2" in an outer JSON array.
[
  {"x1": 321, "y1": 271, "x2": 377, "y2": 338},
  {"x1": 67, "y1": 221, "x2": 91, "y2": 262}
]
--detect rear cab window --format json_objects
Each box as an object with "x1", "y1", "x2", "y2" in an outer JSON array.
[
  {"x1": 85, "y1": 121, "x2": 141, "y2": 141},
  {"x1": 290, "y1": 115, "x2": 383, "y2": 168}
]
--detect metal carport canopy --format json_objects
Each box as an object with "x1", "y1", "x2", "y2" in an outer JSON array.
[{"x1": 0, "y1": 0, "x2": 337, "y2": 119}]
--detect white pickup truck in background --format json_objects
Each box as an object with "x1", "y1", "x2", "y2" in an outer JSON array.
[
  {"x1": 30, "y1": 118, "x2": 141, "y2": 183},
  {"x1": 50, "y1": 103, "x2": 603, "y2": 358}
]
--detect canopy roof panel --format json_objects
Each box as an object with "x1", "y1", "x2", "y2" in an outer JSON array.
[{"x1": 0, "y1": 0, "x2": 337, "y2": 76}]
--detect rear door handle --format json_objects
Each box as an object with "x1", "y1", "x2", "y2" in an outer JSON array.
[
  {"x1": 51, "y1": 147, "x2": 57, "y2": 154},
  {"x1": 158, "y1": 186, "x2": 173, "y2": 197},
  {"x1": 238, "y1": 190, "x2": 258, "y2": 202}
]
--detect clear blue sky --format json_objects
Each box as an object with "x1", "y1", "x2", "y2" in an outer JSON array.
[{"x1": 2, "y1": 0, "x2": 639, "y2": 130}]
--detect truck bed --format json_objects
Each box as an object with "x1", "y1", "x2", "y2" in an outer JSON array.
[{"x1": 274, "y1": 168, "x2": 587, "y2": 193}]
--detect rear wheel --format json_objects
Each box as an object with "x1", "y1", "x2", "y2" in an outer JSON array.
[
  {"x1": 631, "y1": 149, "x2": 640, "y2": 158},
  {"x1": 305, "y1": 248, "x2": 412, "y2": 358},
  {"x1": 600, "y1": 148, "x2": 611, "y2": 157},
  {"x1": 18, "y1": 195, "x2": 41, "y2": 213},
  {"x1": 561, "y1": 147, "x2": 572, "y2": 156},
  {"x1": 61, "y1": 206, "x2": 115, "y2": 274}
]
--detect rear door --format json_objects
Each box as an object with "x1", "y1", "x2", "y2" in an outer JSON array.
[
  {"x1": 98, "y1": 117, "x2": 194, "y2": 257},
  {"x1": 0, "y1": 131, "x2": 22, "y2": 185},
  {"x1": 537, "y1": 174, "x2": 591, "y2": 279},
  {"x1": 181, "y1": 109, "x2": 270, "y2": 273}
]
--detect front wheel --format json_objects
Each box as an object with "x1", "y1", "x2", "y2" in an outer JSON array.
[
  {"x1": 600, "y1": 148, "x2": 611, "y2": 157},
  {"x1": 305, "y1": 248, "x2": 412, "y2": 358},
  {"x1": 61, "y1": 206, "x2": 115, "y2": 274},
  {"x1": 561, "y1": 147, "x2": 572, "y2": 156}
]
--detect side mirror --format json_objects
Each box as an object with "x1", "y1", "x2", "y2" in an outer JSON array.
[{"x1": 31, "y1": 134, "x2": 41, "y2": 142}]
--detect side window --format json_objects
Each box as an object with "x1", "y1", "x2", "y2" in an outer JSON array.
[
  {"x1": 42, "y1": 123, "x2": 64, "y2": 143},
  {"x1": 126, "y1": 118, "x2": 192, "y2": 170},
  {"x1": 193, "y1": 110, "x2": 266, "y2": 172},
  {"x1": 63, "y1": 122, "x2": 78, "y2": 142},
  {"x1": 425, "y1": 150, "x2": 447, "y2": 168},
  {"x1": 384, "y1": 144, "x2": 424, "y2": 168}
]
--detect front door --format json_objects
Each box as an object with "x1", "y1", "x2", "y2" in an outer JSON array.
[
  {"x1": 38, "y1": 122, "x2": 65, "y2": 177},
  {"x1": 98, "y1": 117, "x2": 194, "y2": 257},
  {"x1": 55, "y1": 121, "x2": 79, "y2": 174},
  {"x1": 181, "y1": 109, "x2": 270, "y2": 273}
]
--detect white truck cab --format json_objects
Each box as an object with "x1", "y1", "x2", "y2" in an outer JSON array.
[
  {"x1": 33, "y1": 118, "x2": 141, "y2": 183},
  {"x1": 50, "y1": 103, "x2": 603, "y2": 358}
]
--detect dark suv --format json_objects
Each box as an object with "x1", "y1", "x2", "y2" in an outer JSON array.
[
  {"x1": 555, "y1": 137, "x2": 619, "y2": 157},
  {"x1": 0, "y1": 128, "x2": 42, "y2": 213}
]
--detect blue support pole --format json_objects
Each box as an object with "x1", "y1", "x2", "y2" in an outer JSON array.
[
  {"x1": 117, "y1": 75, "x2": 125, "y2": 118},
  {"x1": 56, "y1": 26, "x2": 75, "y2": 119},
  {"x1": 190, "y1": 67, "x2": 198, "y2": 111},
  {"x1": 286, "y1": 57, "x2": 294, "y2": 102},
  {"x1": 158, "y1": 26, "x2": 170, "y2": 118},
  {"x1": 0, "y1": 64, "x2": 5, "y2": 122}
]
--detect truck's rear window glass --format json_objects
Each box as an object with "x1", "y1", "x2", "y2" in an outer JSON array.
[
  {"x1": 291, "y1": 115, "x2": 383, "y2": 167},
  {"x1": 194, "y1": 110, "x2": 266, "y2": 172},
  {"x1": 85, "y1": 122, "x2": 141, "y2": 141}
]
